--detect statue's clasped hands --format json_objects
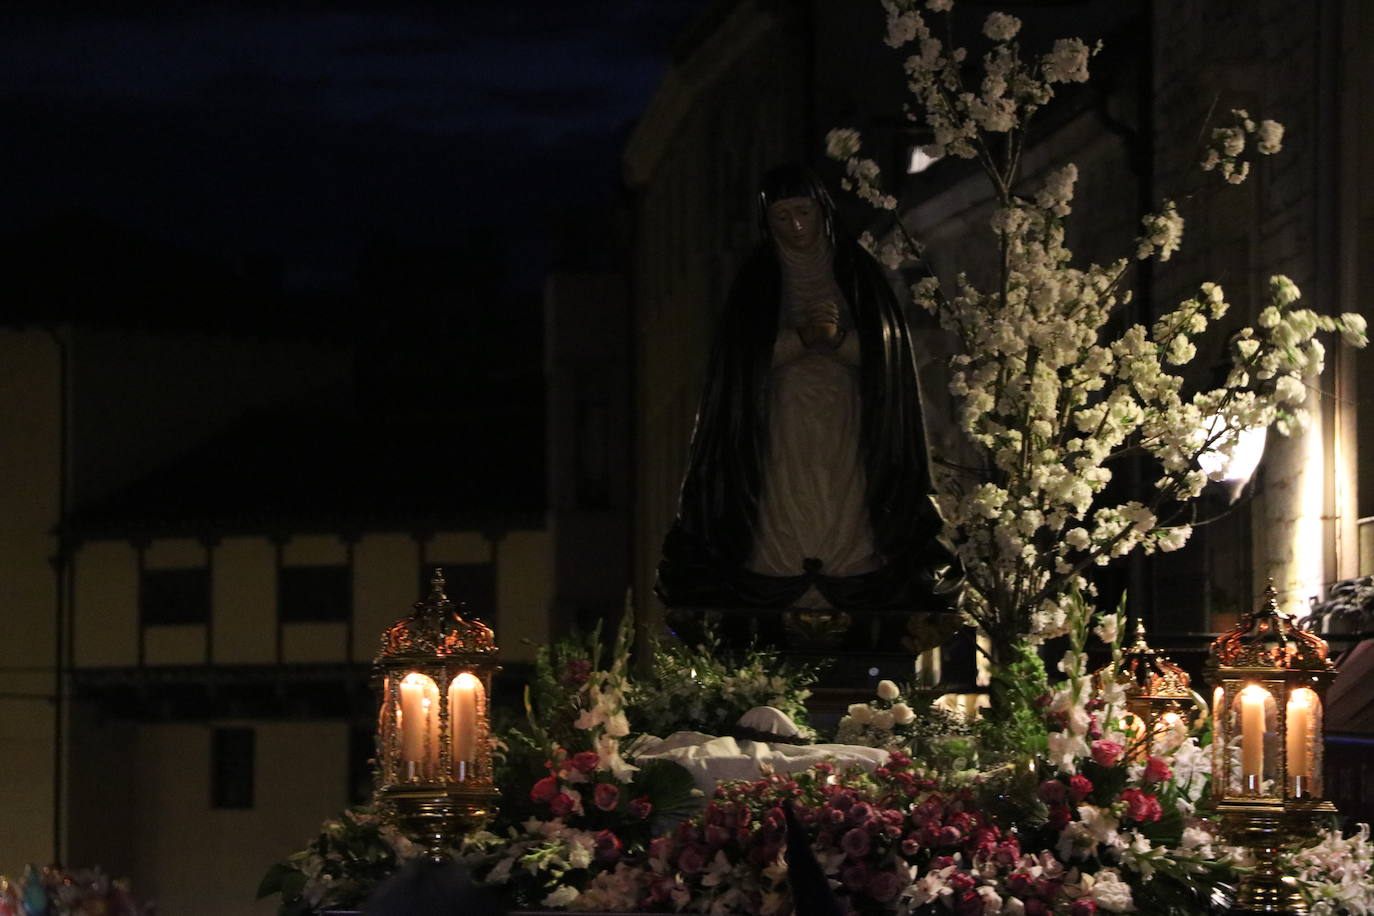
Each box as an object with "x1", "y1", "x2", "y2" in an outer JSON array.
[{"x1": 798, "y1": 301, "x2": 846, "y2": 351}]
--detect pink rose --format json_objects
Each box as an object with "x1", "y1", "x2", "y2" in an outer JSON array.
[
  {"x1": 1143, "y1": 756, "x2": 1173, "y2": 784},
  {"x1": 593, "y1": 782, "x2": 620, "y2": 812},
  {"x1": 1068, "y1": 774, "x2": 1093, "y2": 802},
  {"x1": 571, "y1": 750, "x2": 600, "y2": 774},
  {"x1": 841, "y1": 827, "x2": 870, "y2": 859},
  {"x1": 548, "y1": 792, "x2": 576, "y2": 818},
  {"x1": 868, "y1": 870, "x2": 904, "y2": 902},
  {"x1": 1090, "y1": 739, "x2": 1124, "y2": 768},
  {"x1": 530, "y1": 776, "x2": 559, "y2": 803},
  {"x1": 1121, "y1": 788, "x2": 1162, "y2": 823}
]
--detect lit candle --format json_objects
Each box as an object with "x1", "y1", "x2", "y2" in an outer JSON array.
[
  {"x1": 1287, "y1": 688, "x2": 1313, "y2": 795},
  {"x1": 450, "y1": 672, "x2": 480, "y2": 781},
  {"x1": 1240, "y1": 684, "x2": 1268, "y2": 793},
  {"x1": 399, "y1": 673, "x2": 439, "y2": 778}
]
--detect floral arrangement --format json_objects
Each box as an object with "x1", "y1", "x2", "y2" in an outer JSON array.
[
  {"x1": 835, "y1": 680, "x2": 975, "y2": 776},
  {"x1": 257, "y1": 2, "x2": 1374, "y2": 914},
  {"x1": 0, "y1": 865, "x2": 148, "y2": 916},
  {"x1": 260, "y1": 602, "x2": 1374, "y2": 914},
  {"x1": 825, "y1": 0, "x2": 1367, "y2": 661},
  {"x1": 256, "y1": 804, "x2": 421, "y2": 915},
  {"x1": 628, "y1": 631, "x2": 820, "y2": 741}
]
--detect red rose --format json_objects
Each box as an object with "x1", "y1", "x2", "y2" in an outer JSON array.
[
  {"x1": 629, "y1": 795, "x2": 653, "y2": 819},
  {"x1": 1025, "y1": 899, "x2": 1050, "y2": 916},
  {"x1": 1090, "y1": 739, "x2": 1124, "y2": 768},
  {"x1": 1143, "y1": 756, "x2": 1173, "y2": 784},
  {"x1": 593, "y1": 782, "x2": 620, "y2": 812},
  {"x1": 1038, "y1": 779, "x2": 1068, "y2": 804},
  {"x1": 1070, "y1": 900, "x2": 1098, "y2": 916},
  {"x1": 648, "y1": 836, "x2": 672, "y2": 861},
  {"x1": 561, "y1": 658, "x2": 592, "y2": 687},
  {"x1": 1047, "y1": 803, "x2": 1072, "y2": 831},
  {"x1": 530, "y1": 776, "x2": 558, "y2": 803},
  {"x1": 1068, "y1": 773, "x2": 1093, "y2": 802},
  {"x1": 677, "y1": 843, "x2": 709, "y2": 874},
  {"x1": 954, "y1": 890, "x2": 983, "y2": 916},
  {"x1": 1121, "y1": 788, "x2": 1162, "y2": 823},
  {"x1": 548, "y1": 792, "x2": 576, "y2": 818},
  {"x1": 571, "y1": 750, "x2": 600, "y2": 774},
  {"x1": 841, "y1": 863, "x2": 870, "y2": 892},
  {"x1": 593, "y1": 829, "x2": 623, "y2": 862},
  {"x1": 1005, "y1": 872, "x2": 1034, "y2": 896}
]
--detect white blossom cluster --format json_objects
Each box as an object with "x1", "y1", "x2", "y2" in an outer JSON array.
[
  {"x1": 1201, "y1": 108, "x2": 1285, "y2": 184},
  {"x1": 833, "y1": 4, "x2": 1366, "y2": 646},
  {"x1": 902, "y1": 852, "x2": 1135, "y2": 914},
  {"x1": 1283, "y1": 823, "x2": 1374, "y2": 916},
  {"x1": 480, "y1": 818, "x2": 611, "y2": 909}
]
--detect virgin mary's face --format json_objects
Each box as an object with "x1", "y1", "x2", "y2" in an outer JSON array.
[{"x1": 766, "y1": 197, "x2": 823, "y2": 253}]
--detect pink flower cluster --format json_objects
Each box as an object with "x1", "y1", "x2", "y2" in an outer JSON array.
[{"x1": 526, "y1": 746, "x2": 653, "y2": 854}]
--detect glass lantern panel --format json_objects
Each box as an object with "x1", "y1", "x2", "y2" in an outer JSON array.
[
  {"x1": 1285, "y1": 687, "x2": 1321, "y2": 799},
  {"x1": 396, "y1": 672, "x2": 441, "y2": 782},
  {"x1": 1226, "y1": 684, "x2": 1277, "y2": 796},
  {"x1": 1122, "y1": 711, "x2": 1147, "y2": 761},
  {"x1": 448, "y1": 672, "x2": 487, "y2": 782},
  {"x1": 1151, "y1": 710, "x2": 1188, "y2": 756}
]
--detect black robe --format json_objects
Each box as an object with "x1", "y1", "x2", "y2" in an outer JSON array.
[{"x1": 656, "y1": 238, "x2": 957, "y2": 610}]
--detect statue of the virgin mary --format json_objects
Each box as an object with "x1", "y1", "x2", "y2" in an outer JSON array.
[{"x1": 656, "y1": 164, "x2": 958, "y2": 612}]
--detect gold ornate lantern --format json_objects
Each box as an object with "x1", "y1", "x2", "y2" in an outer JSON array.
[
  {"x1": 1206, "y1": 582, "x2": 1337, "y2": 915},
  {"x1": 374, "y1": 569, "x2": 500, "y2": 861},
  {"x1": 1094, "y1": 619, "x2": 1195, "y2": 760}
]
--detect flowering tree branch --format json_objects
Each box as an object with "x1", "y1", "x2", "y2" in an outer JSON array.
[{"x1": 826, "y1": 0, "x2": 1368, "y2": 658}]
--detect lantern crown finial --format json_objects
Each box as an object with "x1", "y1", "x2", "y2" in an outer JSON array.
[
  {"x1": 426, "y1": 568, "x2": 448, "y2": 605},
  {"x1": 1208, "y1": 578, "x2": 1333, "y2": 671},
  {"x1": 376, "y1": 567, "x2": 498, "y2": 662},
  {"x1": 1095, "y1": 615, "x2": 1191, "y2": 699}
]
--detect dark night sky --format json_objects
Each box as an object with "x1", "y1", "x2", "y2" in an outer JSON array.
[{"x1": 1, "y1": 1, "x2": 707, "y2": 299}]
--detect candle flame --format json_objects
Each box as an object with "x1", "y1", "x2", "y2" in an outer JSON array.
[
  {"x1": 1240, "y1": 683, "x2": 1270, "y2": 702},
  {"x1": 1288, "y1": 687, "x2": 1315, "y2": 709},
  {"x1": 454, "y1": 672, "x2": 479, "y2": 690}
]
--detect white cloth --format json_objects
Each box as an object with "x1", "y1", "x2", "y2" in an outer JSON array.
[
  {"x1": 746, "y1": 316, "x2": 878, "y2": 606},
  {"x1": 631, "y1": 731, "x2": 890, "y2": 796}
]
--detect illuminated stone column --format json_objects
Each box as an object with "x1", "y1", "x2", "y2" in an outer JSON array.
[{"x1": 1255, "y1": 395, "x2": 1326, "y2": 617}]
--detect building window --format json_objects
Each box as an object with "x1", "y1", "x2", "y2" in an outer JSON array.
[
  {"x1": 211, "y1": 727, "x2": 255, "y2": 809},
  {"x1": 279, "y1": 565, "x2": 351, "y2": 623},
  {"x1": 141, "y1": 568, "x2": 210, "y2": 626},
  {"x1": 420, "y1": 563, "x2": 495, "y2": 626}
]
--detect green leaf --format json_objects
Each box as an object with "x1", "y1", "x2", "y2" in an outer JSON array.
[
  {"x1": 256, "y1": 862, "x2": 292, "y2": 899},
  {"x1": 630, "y1": 759, "x2": 700, "y2": 830}
]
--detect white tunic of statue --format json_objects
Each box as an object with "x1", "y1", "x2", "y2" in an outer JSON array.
[{"x1": 745, "y1": 237, "x2": 880, "y2": 608}]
